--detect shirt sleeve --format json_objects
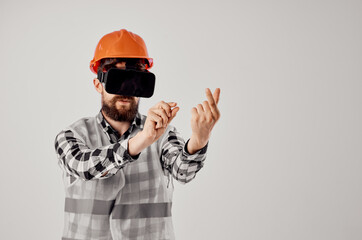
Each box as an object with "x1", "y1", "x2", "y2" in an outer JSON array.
[
  {"x1": 54, "y1": 129, "x2": 140, "y2": 181},
  {"x1": 160, "y1": 126, "x2": 208, "y2": 184}
]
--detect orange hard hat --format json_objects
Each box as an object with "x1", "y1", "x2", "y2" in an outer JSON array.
[{"x1": 89, "y1": 29, "x2": 153, "y2": 74}]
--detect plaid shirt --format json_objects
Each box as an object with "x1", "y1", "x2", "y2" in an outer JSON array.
[{"x1": 54, "y1": 109, "x2": 208, "y2": 240}]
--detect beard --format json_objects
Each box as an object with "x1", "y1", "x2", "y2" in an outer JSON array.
[{"x1": 101, "y1": 94, "x2": 139, "y2": 122}]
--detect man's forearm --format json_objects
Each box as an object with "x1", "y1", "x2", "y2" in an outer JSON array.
[{"x1": 128, "y1": 131, "x2": 153, "y2": 157}]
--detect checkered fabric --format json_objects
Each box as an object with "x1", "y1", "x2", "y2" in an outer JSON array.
[{"x1": 54, "y1": 109, "x2": 208, "y2": 240}]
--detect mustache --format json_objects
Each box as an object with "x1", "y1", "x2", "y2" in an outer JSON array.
[{"x1": 113, "y1": 96, "x2": 134, "y2": 101}]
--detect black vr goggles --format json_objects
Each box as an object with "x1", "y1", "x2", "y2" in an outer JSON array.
[{"x1": 97, "y1": 68, "x2": 156, "y2": 98}]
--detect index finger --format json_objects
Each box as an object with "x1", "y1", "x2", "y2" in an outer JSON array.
[{"x1": 205, "y1": 88, "x2": 218, "y2": 108}]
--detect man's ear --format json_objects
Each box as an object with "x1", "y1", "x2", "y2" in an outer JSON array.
[{"x1": 93, "y1": 78, "x2": 103, "y2": 94}]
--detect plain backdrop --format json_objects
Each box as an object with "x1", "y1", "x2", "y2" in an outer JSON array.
[{"x1": 1, "y1": 0, "x2": 361, "y2": 239}]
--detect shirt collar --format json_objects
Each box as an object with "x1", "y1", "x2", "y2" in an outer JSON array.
[{"x1": 96, "y1": 109, "x2": 144, "y2": 143}]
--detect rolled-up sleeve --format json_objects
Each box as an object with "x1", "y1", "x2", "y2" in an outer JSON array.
[
  {"x1": 54, "y1": 129, "x2": 140, "y2": 181},
  {"x1": 160, "y1": 126, "x2": 208, "y2": 184}
]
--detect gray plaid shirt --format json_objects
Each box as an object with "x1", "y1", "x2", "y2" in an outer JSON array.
[{"x1": 54, "y1": 110, "x2": 208, "y2": 240}]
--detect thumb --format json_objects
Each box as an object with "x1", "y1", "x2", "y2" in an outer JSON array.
[{"x1": 168, "y1": 107, "x2": 179, "y2": 123}]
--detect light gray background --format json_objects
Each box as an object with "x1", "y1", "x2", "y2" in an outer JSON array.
[{"x1": 1, "y1": 0, "x2": 361, "y2": 239}]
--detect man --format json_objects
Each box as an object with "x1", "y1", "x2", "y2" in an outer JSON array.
[{"x1": 54, "y1": 29, "x2": 220, "y2": 240}]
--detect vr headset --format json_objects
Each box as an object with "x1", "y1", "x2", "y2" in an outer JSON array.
[{"x1": 97, "y1": 68, "x2": 155, "y2": 98}]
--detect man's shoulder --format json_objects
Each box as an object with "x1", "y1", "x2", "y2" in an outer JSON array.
[
  {"x1": 55, "y1": 115, "x2": 97, "y2": 141},
  {"x1": 59, "y1": 114, "x2": 93, "y2": 130},
  {"x1": 68, "y1": 115, "x2": 96, "y2": 129}
]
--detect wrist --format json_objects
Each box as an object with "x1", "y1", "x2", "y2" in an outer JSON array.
[
  {"x1": 128, "y1": 131, "x2": 152, "y2": 156},
  {"x1": 188, "y1": 134, "x2": 209, "y2": 154}
]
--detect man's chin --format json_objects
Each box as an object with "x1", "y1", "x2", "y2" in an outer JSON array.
[{"x1": 102, "y1": 98, "x2": 139, "y2": 122}]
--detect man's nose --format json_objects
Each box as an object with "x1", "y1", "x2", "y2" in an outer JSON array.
[{"x1": 115, "y1": 62, "x2": 126, "y2": 69}]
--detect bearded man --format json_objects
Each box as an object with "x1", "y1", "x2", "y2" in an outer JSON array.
[{"x1": 54, "y1": 29, "x2": 220, "y2": 240}]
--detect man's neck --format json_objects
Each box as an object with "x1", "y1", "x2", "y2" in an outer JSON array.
[{"x1": 101, "y1": 110, "x2": 131, "y2": 136}]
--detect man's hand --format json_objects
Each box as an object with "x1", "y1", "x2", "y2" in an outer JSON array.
[
  {"x1": 128, "y1": 101, "x2": 179, "y2": 156},
  {"x1": 187, "y1": 88, "x2": 221, "y2": 154},
  {"x1": 142, "y1": 101, "x2": 179, "y2": 142}
]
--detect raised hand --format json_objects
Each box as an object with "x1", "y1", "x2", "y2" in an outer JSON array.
[{"x1": 188, "y1": 88, "x2": 221, "y2": 154}]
